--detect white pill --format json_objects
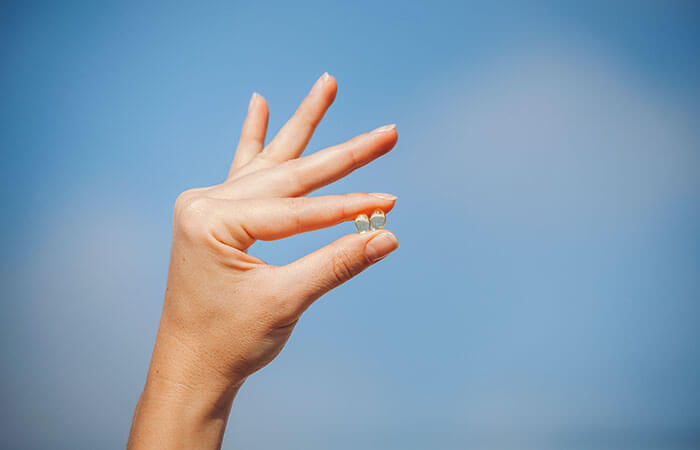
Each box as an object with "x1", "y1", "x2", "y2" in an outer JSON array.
[
  {"x1": 370, "y1": 209, "x2": 386, "y2": 230},
  {"x1": 354, "y1": 214, "x2": 370, "y2": 233}
]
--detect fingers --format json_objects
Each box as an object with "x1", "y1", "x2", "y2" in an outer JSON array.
[
  {"x1": 285, "y1": 124, "x2": 397, "y2": 196},
  {"x1": 233, "y1": 193, "x2": 396, "y2": 244},
  {"x1": 277, "y1": 230, "x2": 399, "y2": 313},
  {"x1": 230, "y1": 92, "x2": 269, "y2": 175},
  {"x1": 260, "y1": 72, "x2": 337, "y2": 163},
  {"x1": 241, "y1": 124, "x2": 397, "y2": 198}
]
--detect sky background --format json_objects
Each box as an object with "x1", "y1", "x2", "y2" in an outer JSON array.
[{"x1": 1, "y1": 1, "x2": 699, "y2": 449}]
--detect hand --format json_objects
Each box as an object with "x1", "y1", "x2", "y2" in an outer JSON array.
[{"x1": 128, "y1": 73, "x2": 399, "y2": 449}]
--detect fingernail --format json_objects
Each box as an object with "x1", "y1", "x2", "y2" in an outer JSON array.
[
  {"x1": 365, "y1": 231, "x2": 399, "y2": 263},
  {"x1": 311, "y1": 72, "x2": 330, "y2": 93},
  {"x1": 369, "y1": 193, "x2": 397, "y2": 201},
  {"x1": 371, "y1": 124, "x2": 396, "y2": 134},
  {"x1": 248, "y1": 92, "x2": 259, "y2": 114}
]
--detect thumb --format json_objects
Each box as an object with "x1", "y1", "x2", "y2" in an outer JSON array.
[{"x1": 279, "y1": 230, "x2": 399, "y2": 312}]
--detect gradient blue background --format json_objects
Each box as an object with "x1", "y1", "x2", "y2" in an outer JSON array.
[{"x1": 1, "y1": 1, "x2": 699, "y2": 449}]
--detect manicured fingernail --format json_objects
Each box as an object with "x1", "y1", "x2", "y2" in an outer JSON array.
[
  {"x1": 371, "y1": 124, "x2": 396, "y2": 134},
  {"x1": 248, "y1": 92, "x2": 259, "y2": 114},
  {"x1": 365, "y1": 231, "x2": 399, "y2": 263},
  {"x1": 311, "y1": 72, "x2": 330, "y2": 93},
  {"x1": 369, "y1": 193, "x2": 397, "y2": 201}
]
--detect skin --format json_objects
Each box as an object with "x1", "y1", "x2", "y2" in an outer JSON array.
[{"x1": 127, "y1": 73, "x2": 399, "y2": 449}]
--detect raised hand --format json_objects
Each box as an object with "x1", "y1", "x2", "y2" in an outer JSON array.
[{"x1": 128, "y1": 73, "x2": 399, "y2": 449}]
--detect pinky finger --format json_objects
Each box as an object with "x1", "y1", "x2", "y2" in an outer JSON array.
[{"x1": 229, "y1": 92, "x2": 269, "y2": 176}]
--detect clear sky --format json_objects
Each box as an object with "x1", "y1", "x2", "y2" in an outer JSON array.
[{"x1": 1, "y1": 1, "x2": 699, "y2": 449}]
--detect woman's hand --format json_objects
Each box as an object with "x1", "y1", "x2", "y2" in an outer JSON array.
[{"x1": 128, "y1": 73, "x2": 399, "y2": 449}]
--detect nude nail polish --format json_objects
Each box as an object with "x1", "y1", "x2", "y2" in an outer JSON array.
[
  {"x1": 371, "y1": 124, "x2": 397, "y2": 134},
  {"x1": 365, "y1": 232, "x2": 399, "y2": 263},
  {"x1": 369, "y1": 193, "x2": 397, "y2": 201},
  {"x1": 311, "y1": 73, "x2": 330, "y2": 93},
  {"x1": 248, "y1": 92, "x2": 259, "y2": 114}
]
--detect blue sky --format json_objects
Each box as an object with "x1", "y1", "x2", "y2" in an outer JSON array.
[{"x1": 1, "y1": 1, "x2": 699, "y2": 449}]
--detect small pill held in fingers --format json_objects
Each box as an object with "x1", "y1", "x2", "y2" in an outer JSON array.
[
  {"x1": 354, "y1": 214, "x2": 370, "y2": 234},
  {"x1": 370, "y1": 209, "x2": 386, "y2": 230}
]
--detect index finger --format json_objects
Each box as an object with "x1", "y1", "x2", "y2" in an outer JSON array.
[{"x1": 221, "y1": 193, "x2": 397, "y2": 249}]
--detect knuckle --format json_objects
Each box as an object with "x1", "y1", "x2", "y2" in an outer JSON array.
[
  {"x1": 339, "y1": 146, "x2": 360, "y2": 170},
  {"x1": 173, "y1": 189, "x2": 195, "y2": 214},
  {"x1": 257, "y1": 148, "x2": 282, "y2": 164},
  {"x1": 286, "y1": 196, "x2": 306, "y2": 212},
  {"x1": 284, "y1": 166, "x2": 307, "y2": 196},
  {"x1": 287, "y1": 197, "x2": 306, "y2": 233},
  {"x1": 174, "y1": 191, "x2": 213, "y2": 239},
  {"x1": 331, "y1": 248, "x2": 358, "y2": 284},
  {"x1": 295, "y1": 108, "x2": 320, "y2": 131},
  {"x1": 299, "y1": 115, "x2": 318, "y2": 132}
]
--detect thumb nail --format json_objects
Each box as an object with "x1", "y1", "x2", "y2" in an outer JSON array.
[{"x1": 365, "y1": 232, "x2": 399, "y2": 263}]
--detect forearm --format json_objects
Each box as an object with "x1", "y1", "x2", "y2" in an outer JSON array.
[{"x1": 127, "y1": 333, "x2": 242, "y2": 450}]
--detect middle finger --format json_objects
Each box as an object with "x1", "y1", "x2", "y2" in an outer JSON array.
[{"x1": 232, "y1": 124, "x2": 398, "y2": 199}]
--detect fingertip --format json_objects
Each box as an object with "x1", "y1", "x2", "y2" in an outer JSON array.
[
  {"x1": 367, "y1": 124, "x2": 398, "y2": 147},
  {"x1": 323, "y1": 73, "x2": 338, "y2": 103},
  {"x1": 368, "y1": 192, "x2": 397, "y2": 201},
  {"x1": 364, "y1": 229, "x2": 399, "y2": 263},
  {"x1": 247, "y1": 92, "x2": 269, "y2": 117},
  {"x1": 371, "y1": 127, "x2": 399, "y2": 156},
  {"x1": 366, "y1": 192, "x2": 397, "y2": 213},
  {"x1": 378, "y1": 229, "x2": 399, "y2": 245},
  {"x1": 312, "y1": 72, "x2": 338, "y2": 102},
  {"x1": 257, "y1": 93, "x2": 270, "y2": 114},
  {"x1": 326, "y1": 72, "x2": 338, "y2": 91},
  {"x1": 247, "y1": 92, "x2": 258, "y2": 114},
  {"x1": 342, "y1": 192, "x2": 397, "y2": 215}
]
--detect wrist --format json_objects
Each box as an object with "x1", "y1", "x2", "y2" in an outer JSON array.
[
  {"x1": 150, "y1": 329, "x2": 244, "y2": 402},
  {"x1": 128, "y1": 380, "x2": 240, "y2": 450},
  {"x1": 128, "y1": 330, "x2": 244, "y2": 449}
]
